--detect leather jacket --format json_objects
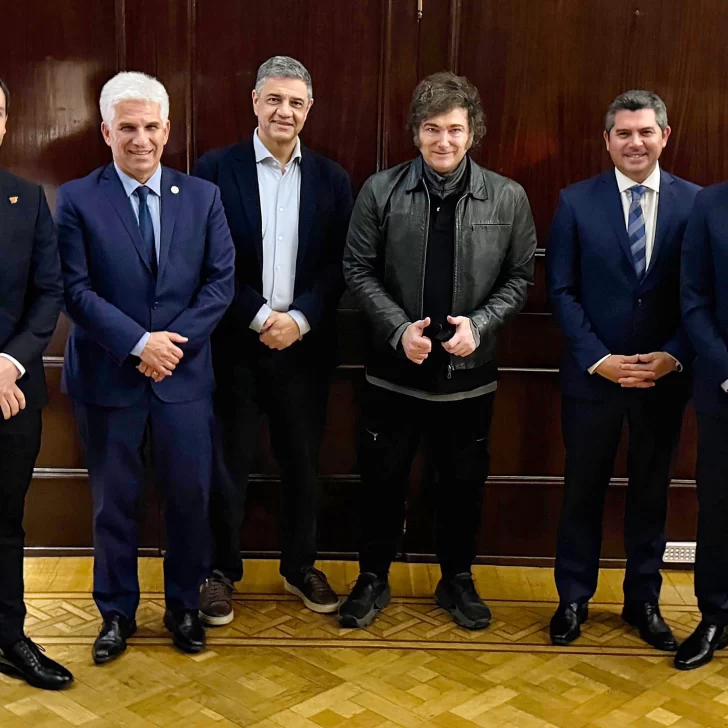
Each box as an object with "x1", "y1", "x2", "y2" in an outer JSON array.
[{"x1": 343, "y1": 155, "x2": 537, "y2": 372}]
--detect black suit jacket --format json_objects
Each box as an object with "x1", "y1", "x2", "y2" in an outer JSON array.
[
  {"x1": 192, "y1": 139, "x2": 353, "y2": 372},
  {"x1": 0, "y1": 170, "x2": 63, "y2": 409}
]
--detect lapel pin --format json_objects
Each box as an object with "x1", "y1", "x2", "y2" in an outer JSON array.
[
  {"x1": 8, "y1": 196, "x2": 18, "y2": 204},
  {"x1": 171, "y1": 186, "x2": 179, "y2": 195}
]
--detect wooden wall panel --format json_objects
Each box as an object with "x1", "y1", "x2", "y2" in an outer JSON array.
[{"x1": 2, "y1": 0, "x2": 718, "y2": 563}]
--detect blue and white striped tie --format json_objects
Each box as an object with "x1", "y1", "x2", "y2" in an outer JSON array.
[{"x1": 628, "y1": 185, "x2": 647, "y2": 279}]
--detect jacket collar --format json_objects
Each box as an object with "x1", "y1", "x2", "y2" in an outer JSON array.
[{"x1": 404, "y1": 154, "x2": 487, "y2": 200}]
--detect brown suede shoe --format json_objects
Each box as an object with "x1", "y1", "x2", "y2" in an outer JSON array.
[{"x1": 199, "y1": 571, "x2": 234, "y2": 626}]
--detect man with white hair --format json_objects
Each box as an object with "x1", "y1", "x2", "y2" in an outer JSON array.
[
  {"x1": 193, "y1": 56, "x2": 352, "y2": 623},
  {"x1": 56, "y1": 71, "x2": 235, "y2": 663}
]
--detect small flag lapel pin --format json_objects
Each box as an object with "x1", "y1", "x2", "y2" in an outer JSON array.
[
  {"x1": 8, "y1": 196, "x2": 18, "y2": 204},
  {"x1": 171, "y1": 186, "x2": 179, "y2": 194}
]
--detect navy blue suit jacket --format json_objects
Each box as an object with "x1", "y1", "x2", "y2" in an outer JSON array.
[
  {"x1": 192, "y1": 140, "x2": 353, "y2": 367},
  {"x1": 547, "y1": 169, "x2": 700, "y2": 401},
  {"x1": 56, "y1": 164, "x2": 235, "y2": 406},
  {"x1": 0, "y1": 170, "x2": 63, "y2": 409},
  {"x1": 681, "y1": 182, "x2": 728, "y2": 419}
]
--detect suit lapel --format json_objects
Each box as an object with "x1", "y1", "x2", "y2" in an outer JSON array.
[
  {"x1": 600, "y1": 171, "x2": 638, "y2": 282},
  {"x1": 644, "y1": 170, "x2": 675, "y2": 282},
  {"x1": 296, "y1": 148, "x2": 318, "y2": 275},
  {"x1": 100, "y1": 164, "x2": 154, "y2": 275},
  {"x1": 232, "y1": 142, "x2": 263, "y2": 269},
  {"x1": 157, "y1": 166, "x2": 179, "y2": 282},
  {"x1": 0, "y1": 173, "x2": 18, "y2": 246}
]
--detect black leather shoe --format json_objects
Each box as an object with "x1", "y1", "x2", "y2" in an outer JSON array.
[
  {"x1": 0, "y1": 637, "x2": 74, "y2": 690},
  {"x1": 550, "y1": 602, "x2": 588, "y2": 645},
  {"x1": 164, "y1": 610, "x2": 206, "y2": 653},
  {"x1": 435, "y1": 573, "x2": 491, "y2": 630},
  {"x1": 674, "y1": 621, "x2": 728, "y2": 670},
  {"x1": 622, "y1": 602, "x2": 677, "y2": 651},
  {"x1": 92, "y1": 614, "x2": 136, "y2": 665}
]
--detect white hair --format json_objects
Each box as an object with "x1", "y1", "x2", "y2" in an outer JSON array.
[{"x1": 99, "y1": 71, "x2": 169, "y2": 125}]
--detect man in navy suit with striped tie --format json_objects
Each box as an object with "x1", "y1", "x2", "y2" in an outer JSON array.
[{"x1": 547, "y1": 90, "x2": 700, "y2": 650}]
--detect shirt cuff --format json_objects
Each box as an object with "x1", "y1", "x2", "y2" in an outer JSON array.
[
  {"x1": 722, "y1": 379, "x2": 728, "y2": 393},
  {"x1": 250, "y1": 304, "x2": 273, "y2": 333},
  {"x1": 0, "y1": 353, "x2": 26, "y2": 379},
  {"x1": 130, "y1": 332, "x2": 151, "y2": 358},
  {"x1": 287, "y1": 309, "x2": 310, "y2": 338},
  {"x1": 389, "y1": 322, "x2": 410, "y2": 351},
  {"x1": 588, "y1": 354, "x2": 611, "y2": 375},
  {"x1": 665, "y1": 353, "x2": 683, "y2": 372}
]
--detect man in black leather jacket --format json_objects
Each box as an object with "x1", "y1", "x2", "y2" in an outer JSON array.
[{"x1": 341, "y1": 72, "x2": 537, "y2": 630}]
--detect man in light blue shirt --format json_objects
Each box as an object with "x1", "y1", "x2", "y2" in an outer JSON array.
[{"x1": 193, "y1": 56, "x2": 353, "y2": 624}]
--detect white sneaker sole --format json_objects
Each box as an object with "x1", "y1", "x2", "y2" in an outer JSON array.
[
  {"x1": 284, "y1": 580, "x2": 341, "y2": 614},
  {"x1": 198, "y1": 609, "x2": 234, "y2": 626}
]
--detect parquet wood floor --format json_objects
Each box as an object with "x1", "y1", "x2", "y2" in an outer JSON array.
[{"x1": 0, "y1": 559, "x2": 720, "y2": 728}]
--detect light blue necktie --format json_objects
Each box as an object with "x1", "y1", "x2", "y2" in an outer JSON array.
[{"x1": 628, "y1": 185, "x2": 647, "y2": 279}]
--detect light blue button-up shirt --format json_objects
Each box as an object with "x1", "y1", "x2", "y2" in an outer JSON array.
[
  {"x1": 250, "y1": 130, "x2": 310, "y2": 337},
  {"x1": 114, "y1": 162, "x2": 163, "y2": 357}
]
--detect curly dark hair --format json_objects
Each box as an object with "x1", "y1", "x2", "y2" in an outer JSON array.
[
  {"x1": 407, "y1": 71, "x2": 486, "y2": 147},
  {"x1": 0, "y1": 77, "x2": 8, "y2": 114}
]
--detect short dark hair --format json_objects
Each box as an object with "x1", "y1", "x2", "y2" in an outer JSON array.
[
  {"x1": 0, "y1": 77, "x2": 8, "y2": 114},
  {"x1": 407, "y1": 71, "x2": 486, "y2": 147},
  {"x1": 605, "y1": 89, "x2": 668, "y2": 133}
]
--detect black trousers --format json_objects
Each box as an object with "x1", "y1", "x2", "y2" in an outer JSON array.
[
  {"x1": 357, "y1": 383, "x2": 494, "y2": 579},
  {"x1": 210, "y1": 347, "x2": 330, "y2": 582},
  {"x1": 555, "y1": 394, "x2": 685, "y2": 605},
  {"x1": 695, "y1": 413, "x2": 728, "y2": 624},
  {"x1": 0, "y1": 407, "x2": 42, "y2": 649}
]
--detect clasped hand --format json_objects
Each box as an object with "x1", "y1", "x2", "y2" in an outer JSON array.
[
  {"x1": 259, "y1": 311, "x2": 301, "y2": 350},
  {"x1": 137, "y1": 331, "x2": 188, "y2": 382},
  {"x1": 402, "y1": 315, "x2": 477, "y2": 365},
  {"x1": 0, "y1": 357, "x2": 25, "y2": 420},
  {"x1": 595, "y1": 352, "x2": 677, "y2": 388}
]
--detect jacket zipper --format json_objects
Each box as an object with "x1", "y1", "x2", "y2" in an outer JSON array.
[
  {"x1": 419, "y1": 184, "x2": 431, "y2": 318},
  {"x1": 448, "y1": 193, "x2": 469, "y2": 375}
]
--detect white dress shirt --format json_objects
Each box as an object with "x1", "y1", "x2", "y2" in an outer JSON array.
[
  {"x1": 249, "y1": 130, "x2": 309, "y2": 336},
  {"x1": 589, "y1": 164, "x2": 679, "y2": 375},
  {"x1": 114, "y1": 162, "x2": 163, "y2": 357}
]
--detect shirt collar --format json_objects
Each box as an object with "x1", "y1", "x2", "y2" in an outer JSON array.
[
  {"x1": 114, "y1": 162, "x2": 163, "y2": 198},
  {"x1": 614, "y1": 163, "x2": 661, "y2": 195},
  {"x1": 253, "y1": 128, "x2": 302, "y2": 167}
]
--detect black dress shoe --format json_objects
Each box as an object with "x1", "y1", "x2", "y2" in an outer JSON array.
[
  {"x1": 0, "y1": 637, "x2": 74, "y2": 690},
  {"x1": 622, "y1": 602, "x2": 677, "y2": 651},
  {"x1": 164, "y1": 610, "x2": 206, "y2": 653},
  {"x1": 92, "y1": 614, "x2": 136, "y2": 665},
  {"x1": 550, "y1": 602, "x2": 588, "y2": 646},
  {"x1": 675, "y1": 620, "x2": 728, "y2": 670}
]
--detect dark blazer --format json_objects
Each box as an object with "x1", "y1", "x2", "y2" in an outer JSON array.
[
  {"x1": 681, "y1": 182, "x2": 728, "y2": 419},
  {"x1": 547, "y1": 169, "x2": 700, "y2": 401},
  {"x1": 0, "y1": 170, "x2": 63, "y2": 409},
  {"x1": 192, "y1": 139, "x2": 353, "y2": 367},
  {"x1": 56, "y1": 164, "x2": 235, "y2": 407}
]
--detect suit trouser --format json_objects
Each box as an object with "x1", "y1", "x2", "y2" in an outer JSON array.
[
  {"x1": 695, "y1": 413, "x2": 728, "y2": 624},
  {"x1": 73, "y1": 391, "x2": 213, "y2": 620},
  {"x1": 210, "y1": 347, "x2": 329, "y2": 582},
  {"x1": 0, "y1": 408, "x2": 42, "y2": 649},
  {"x1": 357, "y1": 383, "x2": 494, "y2": 579},
  {"x1": 555, "y1": 393, "x2": 685, "y2": 605}
]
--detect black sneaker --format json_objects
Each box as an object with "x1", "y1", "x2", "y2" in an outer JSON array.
[
  {"x1": 284, "y1": 567, "x2": 340, "y2": 614},
  {"x1": 199, "y1": 571, "x2": 234, "y2": 626},
  {"x1": 435, "y1": 573, "x2": 491, "y2": 630},
  {"x1": 339, "y1": 572, "x2": 391, "y2": 628}
]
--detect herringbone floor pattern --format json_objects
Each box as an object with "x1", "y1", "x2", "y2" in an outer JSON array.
[{"x1": 1, "y1": 559, "x2": 722, "y2": 727}]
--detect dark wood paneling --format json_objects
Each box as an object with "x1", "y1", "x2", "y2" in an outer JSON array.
[
  {"x1": 5, "y1": 0, "x2": 715, "y2": 562},
  {"x1": 193, "y1": 0, "x2": 384, "y2": 189}
]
